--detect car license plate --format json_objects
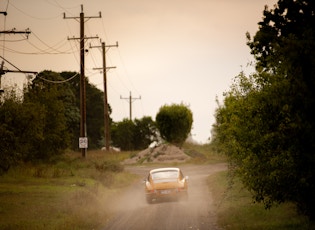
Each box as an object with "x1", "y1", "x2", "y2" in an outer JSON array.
[{"x1": 160, "y1": 189, "x2": 171, "y2": 194}]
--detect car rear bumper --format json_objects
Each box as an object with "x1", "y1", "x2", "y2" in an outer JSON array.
[{"x1": 145, "y1": 188, "x2": 188, "y2": 202}]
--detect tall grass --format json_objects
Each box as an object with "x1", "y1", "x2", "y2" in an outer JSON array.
[{"x1": 208, "y1": 171, "x2": 313, "y2": 230}]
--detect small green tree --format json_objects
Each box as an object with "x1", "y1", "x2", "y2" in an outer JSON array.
[
  {"x1": 111, "y1": 116, "x2": 157, "y2": 151},
  {"x1": 0, "y1": 91, "x2": 24, "y2": 173},
  {"x1": 155, "y1": 103, "x2": 193, "y2": 146},
  {"x1": 0, "y1": 87, "x2": 46, "y2": 168},
  {"x1": 133, "y1": 116, "x2": 158, "y2": 149},
  {"x1": 111, "y1": 118, "x2": 135, "y2": 151},
  {"x1": 86, "y1": 83, "x2": 105, "y2": 149},
  {"x1": 23, "y1": 70, "x2": 72, "y2": 160}
]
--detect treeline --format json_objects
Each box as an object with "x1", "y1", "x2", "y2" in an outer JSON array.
[
  {"x1": 211, "y1": 0, "x2": 315, "y2": 220},
  {"x1": 0, "y1": 71, "x2": 101, "y2": 170},
  {"x1": 0, "y1": 71, "x2": 194, "y2": 172},
  {"x1": 0, "y1": 71, "x2": 155, "y2": 171}
]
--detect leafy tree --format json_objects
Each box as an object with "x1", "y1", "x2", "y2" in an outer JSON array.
[
  {"x1": 0, "y1": 90, "x2": 42, "y2": 172},
  {"x1": 111, "y1": 116, "x2": 157, "y2": 151},
  {"x1": 133, "y1": 116, "x2": 158, "y2": 149},
  {"x1": 23, "y1": 70, "x2": 72, "y2": 160},
  {"x1": 86, "y1": 83, "x2": 105, "y2": 149},
  {"x1": 155, "y1": 103, "x2": 193, "y2": 146},
  {"x1": 213, "y1": 0, "x2": 315, "y2": 220},
  {"x1": 111, "y1": 118, "x2": 135, "y2": 151},
  {"x1": 60, "y1": 72, "x2": 80, "y2": 150}
]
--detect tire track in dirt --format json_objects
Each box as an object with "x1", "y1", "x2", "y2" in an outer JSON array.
[{"x1": 102, "y1": 163, "x2": 227, "y2": 230}]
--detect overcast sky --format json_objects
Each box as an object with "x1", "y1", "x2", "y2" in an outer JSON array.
[{"x1": 0, "y1": 0, "x2": 276, "y2": 143}]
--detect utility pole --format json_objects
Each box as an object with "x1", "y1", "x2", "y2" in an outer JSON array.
[
  {"x1": 91, "y1": 41, "x2": 118, "y2": 151},
  {"x1": 0, "y1": 10, "x2": 33, "y2": 92},
  {"x1": 120, "y1": 91, "x2": 141, "y2": 120},
  {"x1": 64, "y1": 5, "x2": 101, "y2": 158}
]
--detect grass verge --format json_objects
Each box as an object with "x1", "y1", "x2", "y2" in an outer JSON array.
[
  {"x1": 0, "y1": 150, "x2": 139, "y2": 230},
  {"x1": 183, "y1": 142, "x2": 227, "y2": 164},
  {"x1": 208, "y1": 171, "x2": 314, "y2": 230}
]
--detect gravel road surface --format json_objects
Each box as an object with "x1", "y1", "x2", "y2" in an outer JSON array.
[{"x1": 102, "y1": 163, "x2": 227, "y2": 230}]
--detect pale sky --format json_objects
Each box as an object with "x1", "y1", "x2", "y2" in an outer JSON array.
[{"x1": 0, "y1": 0, "x2": 276, "y2": 143}]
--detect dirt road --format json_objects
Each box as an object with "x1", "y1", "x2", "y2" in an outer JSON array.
[{"x1": 102, "y1": 163, "x2": 227, "y2": 230}]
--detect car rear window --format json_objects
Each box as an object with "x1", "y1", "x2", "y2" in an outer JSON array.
[{"x1": 151, "y1": 170, "x2": 179, "y2": 180}]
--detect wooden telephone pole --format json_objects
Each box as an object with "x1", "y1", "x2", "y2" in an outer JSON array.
[
  {"x1": 120, "y1": 91, "x2": 141, "y2": 120},
  {"x1": 64, "y1": 5, "x2": 101, "y2": 157},
  {"x1": 91, "y1": 41, "x2": 118, "y2": 151}
]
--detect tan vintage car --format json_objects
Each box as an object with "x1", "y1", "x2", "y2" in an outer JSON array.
[{"x1": 144, "y1": 167, "x2": 188, "y2": 203}]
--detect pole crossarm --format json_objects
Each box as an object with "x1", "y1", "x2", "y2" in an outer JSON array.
[
  {"x1": 93, "y1": 66, "x2": 116, "y2": 71},
  {"x1": 63, "y1": 4, "x2": 101, "y2": 20},
  {"x1": 63, "y1": 12, "x2": 101, "y2": 20},
  {"x1": 0, "y1": 56, "x2": 37, "y2": 76},
  {"x1": 2, "y1": 70, "x2": 37, "y2": 74},
  {"x1": 0, "y1": 29, "x2": 31, "y2": 35},
  {"x1": 90, "y1": 41, "x2": 119, "y2": 51},
  {"x1": 68, "y1": 36, "x2": 99, "y2": 41}
]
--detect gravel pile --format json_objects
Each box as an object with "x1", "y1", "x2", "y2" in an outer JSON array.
[{"x1": 123, "y1": 144, "x2": 191, "y2": 164}]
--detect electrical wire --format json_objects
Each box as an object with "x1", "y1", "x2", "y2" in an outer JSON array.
[
  {"x1": 117, "y1": 47, "x2": 141, "y2": 95},
  {"x1": 99, "y1": 17, "x2": 141, "y2": 97},
  {"x1": 46, "y1": 0, "x2": 79, "y2": 12},
  {"x1": 9, "y1": 1, "x2": 62, "y2": 20},
  {"x1": 0, "y1": 55, "x2": 22, "y2": 71},
  {"x1": 97, "y1": 19, "x2": 131, "y2": 93},
  {"x1": 31, "y1": 31, "x2": 74, "y2": 54},
  {"x1": 0, "y1": 54, "x2": 79, "y2": 84},
  {"x1": 98, "y1": 18, "x2": 145, "y2": 117},
  {"x1": 26, "y1": 39, "x2": 72, "y2": 54},
  {"x1": 37, "y1": 72, "x2": 79, "y2": 84},
  {"x1": 0, "y1": 38, "x2": 28, "y2": 42},
  {"x1": 64, "y1": 19, "x2": 80, "y2": 63}
]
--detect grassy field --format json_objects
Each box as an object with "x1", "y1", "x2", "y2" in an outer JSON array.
[
  {"x1": 0, "y1": 143, "x2": 225, "y2": 230},
  {"x1": 0, "y1": 150, "x2": 139, "y2": 230},
  {"x1": 208, "y1": 171, "x2": 314, "y2": 230}
]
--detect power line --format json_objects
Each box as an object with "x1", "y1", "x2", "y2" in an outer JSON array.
[
  {"x1": 37, "y1": 72, "x2": 79, "y2": 84},
  {"x1": 8, "y1": 1, "x2": 62, "y2": 20}
]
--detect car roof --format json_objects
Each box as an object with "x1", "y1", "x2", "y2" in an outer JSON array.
[{"x1": 150, "y1": 167, "x2": 180, "y2": 174}]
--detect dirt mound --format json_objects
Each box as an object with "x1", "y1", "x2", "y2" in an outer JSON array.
[{"x1": 123, "y1": 144, "x2": 191, "y2": 164}]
